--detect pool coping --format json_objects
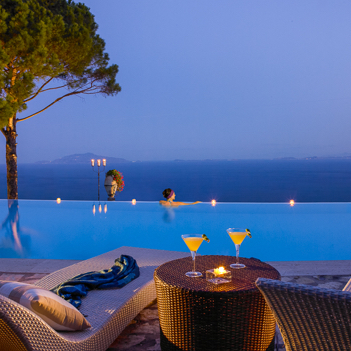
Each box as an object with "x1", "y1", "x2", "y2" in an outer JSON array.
[{"x1": 1, "y1": 258, "x2": 350, "y2": 277}]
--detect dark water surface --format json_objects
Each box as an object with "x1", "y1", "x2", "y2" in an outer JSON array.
[{"x1": 0, "y1": 159, "x2": 351, "y2": 202}]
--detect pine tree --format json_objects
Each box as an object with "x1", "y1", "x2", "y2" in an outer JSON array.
[{"x1": 0, "y1": 0, "x2": 121, "y2": 198}]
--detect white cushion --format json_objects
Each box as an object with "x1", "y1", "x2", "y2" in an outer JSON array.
[{"x1": 0, "y1": 280, "x2": 91, "y2": 331}]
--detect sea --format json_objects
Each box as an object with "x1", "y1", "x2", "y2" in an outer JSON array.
[{"x1": 0, "y1": 159, "x2": 351, "y2": 202}]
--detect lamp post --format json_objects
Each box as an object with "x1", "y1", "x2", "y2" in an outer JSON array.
[{"x1": 91, "y1": 158, "x2": 106, "y2": 201}]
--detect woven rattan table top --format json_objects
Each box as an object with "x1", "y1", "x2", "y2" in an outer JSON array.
[{"x1": 155, "y1": 255, "x2": 280, "y2": 293}]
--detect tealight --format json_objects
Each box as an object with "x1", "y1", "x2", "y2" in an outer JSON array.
[
  {"x1": 213, "y1": 266, "x2": 225, "y2": 275},
  {"x1": 206, "y1": 267, "x2": 232, "y2": 284}
]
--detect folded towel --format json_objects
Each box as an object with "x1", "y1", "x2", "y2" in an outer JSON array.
[{"x1": 51, "y1": 255, "x2": 140, "y2": 308}]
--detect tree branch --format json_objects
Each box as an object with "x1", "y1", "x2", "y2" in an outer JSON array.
[
  {"x1": 39, "y1": 84, "x2": 70, "y2": 93},
  {"x1": 23, "y1": 77, "x2": 54, "y2": 103},
  {"x1": 16, "y1": 85, "x2": 101, "y2": 122}
]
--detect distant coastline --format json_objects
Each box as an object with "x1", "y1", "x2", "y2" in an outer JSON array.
[
  {"x1": 8, "y1": 152, "x2": 351, "y2": 165},
  {"x1": 34, "y1": 152, "x2": 130, "y2": 165}
]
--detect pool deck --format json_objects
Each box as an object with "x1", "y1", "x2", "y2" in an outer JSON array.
[{"x1": 1, "y1": 258, "x2": 350, "y2": 351}]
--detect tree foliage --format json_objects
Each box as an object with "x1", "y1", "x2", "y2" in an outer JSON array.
[{"x1": 0, "y1": 0, "x2": 121, "y2": 128}]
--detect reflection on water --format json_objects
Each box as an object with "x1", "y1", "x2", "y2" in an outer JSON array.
[
  {"x1": 0, "y1": 200, "x2": 31, "y2": 258},
  {"x1": 162, "y1": 207, "x2": 175, "y2": 222}
]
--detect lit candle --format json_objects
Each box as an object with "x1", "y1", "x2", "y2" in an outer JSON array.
[
  {"x1": 132, "y1": 199, "x2": 136, "y2": 205},
  {"x1": 104, "y1": 204, "x2": 107, "y2": 213},
  {"x1": 92, "y1": 204, "x2": 96, "y2": 215},
  {"x1": 97, "y1": 159, "x2": 101, "y2": 167},
  {"x1": 91, "y1": 159, "x2": 95, "y2": 167},
  {"x1": 103, "y1": 159, "x2": 106, "y2": 167},
  {"x1": 213, "y1": 267, "x2": 225, "y2": 276},
  {"x1": 290, "y1": 200, "x2": 295, "y2": 206},
  {"x1": 56, "y1": 198, "x2": 61, "y2": 204},
  {"x1": 98, "y1": 204, "x2": 102, "y2": 213},
  {"x1": 211, "y1": 199, "x2": 216, "y2": 206}
]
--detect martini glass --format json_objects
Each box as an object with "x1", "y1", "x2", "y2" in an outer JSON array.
[
  {"x1": 182, "y1": 234, "x2": 204, "y2": 277},
  {"x1": 227, "y1": 228, "x2": 248, "y2": 269}
]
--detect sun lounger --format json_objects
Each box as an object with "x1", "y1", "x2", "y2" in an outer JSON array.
[
  {"x1": 256, "y1": 277, "x2": 351, "y2": 351},
  {"x1": 0, "y1": 246, "x2": 188, "y2": 351}
]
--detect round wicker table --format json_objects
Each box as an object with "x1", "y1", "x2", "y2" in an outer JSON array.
[{"x1": 154, "y1": 255, "x2": 281, "y2": 351}]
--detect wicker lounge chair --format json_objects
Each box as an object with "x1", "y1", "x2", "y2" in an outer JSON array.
[
  {"x1": 256, "y1": 277, "x2": 351, "y2": 351},
  {"x1": 0, "y1": 246, "x2": 188, "y2": 351}
]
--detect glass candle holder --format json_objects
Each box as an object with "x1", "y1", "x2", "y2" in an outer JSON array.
[{"x1": 206, "y1": 267, "x2": 232, "y2": 284}]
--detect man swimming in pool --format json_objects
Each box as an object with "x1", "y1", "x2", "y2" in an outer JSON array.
[{"x1": 159, "y1": 188, "x2": 201, "y2": 207}]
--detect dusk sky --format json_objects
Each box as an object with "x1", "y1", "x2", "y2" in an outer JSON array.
[{"x1": 4, "y1": 0, "x2": 351, "y2": 163}]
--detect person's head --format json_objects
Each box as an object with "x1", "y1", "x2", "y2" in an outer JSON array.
[{"x1": 163, "y1": 188, "x2": 175, "y2": 200}]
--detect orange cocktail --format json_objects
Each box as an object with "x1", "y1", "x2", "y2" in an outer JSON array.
[
  {"x1": 226, "y1": 228, "x2": 251, "y2": 269},
  {"x1": 182, "y1": 234, "x2": 209, "y2": 277},
  {"x1": 183, "y1": 236, "x2": 203, "y2": 252}
]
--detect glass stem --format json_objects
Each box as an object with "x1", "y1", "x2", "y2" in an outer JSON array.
[
  {"x1": 235, "y1": 244, "x2": 240, "y2": 265},
  {"x1": 191, "y1": 251, "x2": 196, "y2": 272}
]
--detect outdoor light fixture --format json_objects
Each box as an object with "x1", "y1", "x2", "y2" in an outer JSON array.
[{"x1": 91, "y1": 158, "x2": 106, "y2": 201}]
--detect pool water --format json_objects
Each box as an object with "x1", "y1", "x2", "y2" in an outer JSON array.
[{"x1": 1, "y1": 200, "x2": 350, "y2": 261}]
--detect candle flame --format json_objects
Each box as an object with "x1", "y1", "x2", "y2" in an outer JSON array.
[
  {"x1": 104, "y1": 204, "x2": 107, "y2": 213},
  {"x1": 132, "y1": 199, "x2": 136, "y2": 205},
  {"x1": 56, "y1": 198, "x2": 61, "y2": 204},
  {"x1": 211, "y1": 199, "x2": 216, "y2": 206},
  {"x1": 290, "y1": 200, "x2": 295, "y2": 206},
  {"x1": 214, "y1": 266, "x2": 225, "y2": 275},
  {"x1": 92, "y1": 204, "x2": 96, "y2": 215},
  {"x1": 98, "y1": 204, "x2": 102, "y2": 213}
]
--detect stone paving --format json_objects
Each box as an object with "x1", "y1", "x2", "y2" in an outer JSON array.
[{"x1": 1, "y1": 271, "x2": 349, "y2": 351}]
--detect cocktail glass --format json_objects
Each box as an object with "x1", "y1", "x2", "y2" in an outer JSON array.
[
  {"x1": 182, "y1": 234, "x2": 204, "y2": 277},
  {"x1": 227, "y1": 228, "x2": 249, "y2": 269}
]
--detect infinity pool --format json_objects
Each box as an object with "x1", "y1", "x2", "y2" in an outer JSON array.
[{"x1": 0, "y1": 200, "x2": 350, "y2": 261}]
